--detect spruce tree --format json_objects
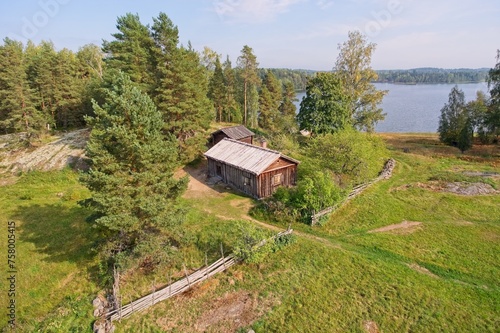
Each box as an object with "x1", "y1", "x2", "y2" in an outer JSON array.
[
  {"x1": 279, "y1": 81, "x2": 299, "y2": 134},
  {"x1": 258, "y1": 71, "x2": 282, "y2": 131},
  {"x1": 81, "y1": 71, "x2": 187, "y2": 265},
  {"x1": 457, "y1": 118, "x2": 473, "y2": 153}
]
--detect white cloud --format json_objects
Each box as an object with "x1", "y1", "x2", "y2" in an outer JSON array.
[
  {"x1": 213, "y1": 0, "x2": 304, "y2": 23},
  {"x1": 316, "y1": 0, "x2": 334, "y2": 9}
]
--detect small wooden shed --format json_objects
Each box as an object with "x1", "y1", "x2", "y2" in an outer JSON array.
[
  {"x1": 204, "y1": 138, "x2": 299, "y2": 199},
  {"x1": 211, "y1": 125, "x2": 255, "y2": 146}
]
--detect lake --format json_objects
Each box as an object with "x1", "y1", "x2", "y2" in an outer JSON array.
[{"x1": 294, "y1": 82, "x2": 489, "y2": 133}]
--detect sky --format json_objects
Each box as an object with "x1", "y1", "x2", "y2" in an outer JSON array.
[{"x1": 0, "y1": 0, "x2": 499, "y2": 70}]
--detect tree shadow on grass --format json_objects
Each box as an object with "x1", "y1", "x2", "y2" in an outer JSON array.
[{"x1": 12, "y1": 203, "x2": 103, "y2": 284}]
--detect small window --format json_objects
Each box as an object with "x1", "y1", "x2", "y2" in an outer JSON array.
[
  {"x1": 272, "y1": 173, "x2": 282, "y2": 186},
  {"x1": 243, "y1": 176, "x2": 251, "y2": 186},
  {"x1": 216, "y1": 165, "x2": 222, "y2": 176}
]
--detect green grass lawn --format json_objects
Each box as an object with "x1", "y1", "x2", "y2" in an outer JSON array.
[
  {"x1": 0, "y1": 170, "x2": 99, "y2": 332},
  {"x1": 1, "y1": 135, "x2": 499, "y2": 332}
]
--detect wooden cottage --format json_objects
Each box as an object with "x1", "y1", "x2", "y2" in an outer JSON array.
[
  {"x1": 211, "y1": 125, "x2": 255, "y2": 146},
  {"x1": 204, "y1": 138, "x2": 299, "y2": 199}
]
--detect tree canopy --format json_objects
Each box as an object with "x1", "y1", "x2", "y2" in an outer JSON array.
[
  {"x1": 334, "y1": 31, "x2": 387, "y2": 132},
  {"x1": 237, "y1": 45, "x2": 260, "y2": 127},
  {"x1": 438, "y1": 86, "x2": 467, "y2": 145},
  {"x1": 81, "y1": 71, "x2": 187, "y2": 267},
  {"x1": 297, "y1": 72, "x2": 351, "y2": 135}
]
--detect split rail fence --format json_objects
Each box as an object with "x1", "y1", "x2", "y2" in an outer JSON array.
[{"x1": 104, "y1": 227, "x2": 293, "y2": 322}]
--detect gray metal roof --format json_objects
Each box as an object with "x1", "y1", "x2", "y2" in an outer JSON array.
[
  {"x1": 204, "y1": 138, "x2": 298, "y2": 175},
  {"x1": 213, "y1": 125, "x2": 254, "y2": 140}
]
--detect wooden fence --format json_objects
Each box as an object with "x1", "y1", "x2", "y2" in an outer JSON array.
[
  {"x1": 103, "y1": 227, "x2": 294, "y2": 323},
  {"x1": 311, "y1": 158, "x2": 396, "y2": 225},
  {"x1": 106, "y1": 254, "x2": 237, "y2": 321}
]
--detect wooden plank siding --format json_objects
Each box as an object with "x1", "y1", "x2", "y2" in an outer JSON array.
[
  {"x1": 207, "y1": 158, "x2": 297, "y2": 199},
  {"x1": 257, "y1": 163, "x2": 297, "y2": 198},
  {"x1": 207, "y1": 159, "x2": 258, "y2": 197}
]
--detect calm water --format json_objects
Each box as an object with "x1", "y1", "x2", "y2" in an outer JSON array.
[{"x1": 294, "y1": 82, "x2": 489, "y2": 133}]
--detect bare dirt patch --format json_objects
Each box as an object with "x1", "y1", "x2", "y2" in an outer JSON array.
[
  {"x1": 363, "y1": 320, "x2": 380, "y2": 333},
  {"x1": 369, "y1": 220, "x2": 422, "y2": 234},
  {"x1": 180, "y1": 162, "x2": 224, "y2": 199},
  {"x1": 407, "y1": 263, "x2": 439, "y2": 279},
  {"x1": 194, "y1": 291, "x2": 257, "y2": 332},
  {"x1": 394, "y1": 181, "x2": 499, "y2": 196},
  {"x1": 442, "y1": 182, "x2": 499, "y2": 195}
]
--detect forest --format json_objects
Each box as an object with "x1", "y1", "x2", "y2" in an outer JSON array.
[{"x1": 374, "y1": 67, "x2": 489, "y2": 84}]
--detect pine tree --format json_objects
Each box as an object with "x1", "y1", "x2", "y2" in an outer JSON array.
[
  {"x1": 81, "y1": 71, "x2": 188, "y2": 264},
  {"x1": 222, "y1": 56, "x2": 241, "y2": 123},
  {"x1": 152, "y1": 13, "x2": 211, "y2": 162},
  {"x1": 25, "y1": 40, "x2": 58, "y2": 129},
  {"x1": 208, "y1": 57, "x2": 227, "y2": 122},
  {"x1": 0, "y1": 38, "x2": 44, "y2": 138},
  {"x1": 76, "y1": 44, "x2": 105, "y2": 124},
  {"x1": 53, "y1": 48, "x2": 85, "y2": 129},
  {"x1": 237, "y1": 45, "x2": 260, "y2": 126},
  {"x1": 102, "y1": 13, "x2": 156, "y2": 94}
]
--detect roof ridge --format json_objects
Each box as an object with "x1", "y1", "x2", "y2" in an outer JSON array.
[{"x1": 222, "y1": 138, "x2": 280, "y2": 154}]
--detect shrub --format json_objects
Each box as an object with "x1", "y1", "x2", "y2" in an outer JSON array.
[{"x1": 307, "y1": 128, "x2": 388, "y2": 185}]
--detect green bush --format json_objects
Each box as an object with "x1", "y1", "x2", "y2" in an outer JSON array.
[
  {"x1": 263, "y1": 170, "x2": 344, "y2": 224},
  {"x1": 232, "y1": 221, "x2": 274, "y2": 264},
  {"x1": 307, "y1": 128, "x2": 388, "y2": 185}
]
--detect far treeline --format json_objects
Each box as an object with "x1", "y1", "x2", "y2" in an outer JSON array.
[{"x1": 374, "y1": 68, "x2": 489, "y2": 84}]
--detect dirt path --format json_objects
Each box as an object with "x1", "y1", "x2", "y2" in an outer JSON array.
[{"x1": 368, "y1": 220, "x2": 422, "y2": 234}]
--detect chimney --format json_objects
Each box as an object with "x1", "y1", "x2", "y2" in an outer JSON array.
[{"x1": 261, "y1": 139, "x2": 267, "y2": 149}]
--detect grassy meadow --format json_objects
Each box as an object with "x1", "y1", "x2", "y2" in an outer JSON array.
[{"x1": 0, "y1": 133, "x2": 499, "y2": 332}]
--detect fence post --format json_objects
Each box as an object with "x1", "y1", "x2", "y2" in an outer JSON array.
[
  {"x1": 151, "y1": 281, "x2": 155, "y2": 306},
  {"x1": 168, "y1": 273, "x2": 172, "y2": 297},
  {"x1": 205, "y1": 252, "x2": 208, "y2": 279},
  {"x1": 220, "y1": 243, "x2": 226, "y2": 269},
  {"x1": 184, "y1": 264, "x2": 191, "y2": 288}
]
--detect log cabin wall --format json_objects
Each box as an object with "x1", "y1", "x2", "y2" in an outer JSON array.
[{"x1": 207, "y1": 159, "x2": 258, "y2": 198}]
